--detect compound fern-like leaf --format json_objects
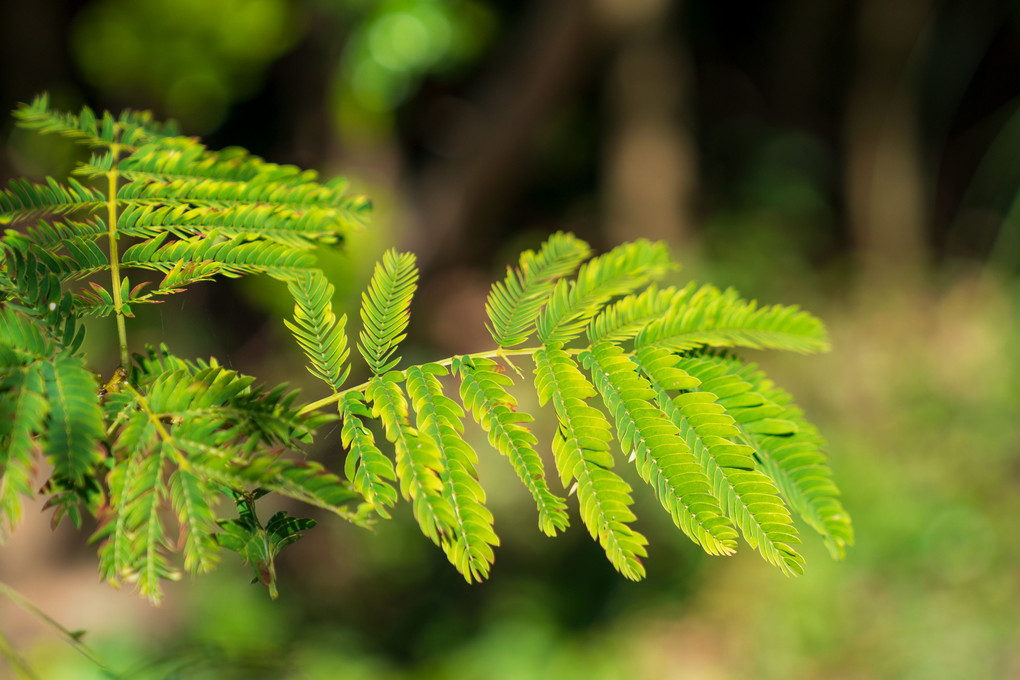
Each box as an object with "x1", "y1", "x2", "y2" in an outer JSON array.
[
  {"x1": 639, "y1": 347, "x2": 804, "y2": 576},
  {"x1": 486, "y1": 232, "x2": 591, "y2": 347},
  {"x1": 637, "y1": 283, "x2": 829, "y2": 355},
  {"x1": 124, "y1": 446, "x2": 177, "y2": 603},
  {"x1": 358, "y1": 250, "x2": 418, "y2": 375},
  {"x1": 453, "y1": 355, "x2": 569, "y2": 536},
  {"x1": 366, "y1": 373, "x2": 455, "y2": 543},
  {"x1": 537, "y1": 239, "x2": 674, "y2": 345},
  {"x1": 340, "y1": 391, "x2": 398, "y2": 518},
  {"x1": 0, "y1": 365, "x2": 47, "y2": 538},
  {"x1": 0, "y1": 177, "x2": 104, "y2": 224},
  {"x1": 168, "y1": 468, "x2": 220, "y2": 576},
  {"x1": 39, "y1": 354, "x2": 104, "y2": 487},
  {"x1": 582, "y1": 342, "x2": 737, "y2": 556},
  {"x1": 534, "y1": 346, "x2": 648, "y2": 580},
  {"x1": 406, "y1": 363, "x2": 499, "y2": 582},
  {"x1": 285, "y1": 269, "x2": 350, "y2": 392},
  {"x1": 586, "y1": 284, "x2": 679, "y2": 344},
  {"x1": 14, "y1": 93, "x2": 178, "y2": 149},
  {"x1": 690, "y1": 355, "x2": 854, "y2": 559}
]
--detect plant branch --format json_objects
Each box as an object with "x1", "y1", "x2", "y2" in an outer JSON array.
[
  {"x1": 297, "y1": 345, "x2": 565, "y2": 415},
  {"x1": 105, "y1": 143, "x2": 129, "y2": 367},
  {"x1": 0, "y1": 628, "x2": 40, "y2": 680},
  {"x1": 0, "y1": 580, "x2": 120, "y2": 679}
]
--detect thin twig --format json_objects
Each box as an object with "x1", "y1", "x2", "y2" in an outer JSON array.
[{"x1": 0, "y1": 580, "x2": 120, "y2": 678}]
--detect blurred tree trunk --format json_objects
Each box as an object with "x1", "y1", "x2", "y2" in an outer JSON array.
[
  {"x1": 597, "y1": 0, "x2": 696, "y2": 248},
  {"x1": 845, "y1": 0, "x2": 933, "y2": 289},
  {"x1": 413, "y1": 0, "x2": 597, "y2": 270}
]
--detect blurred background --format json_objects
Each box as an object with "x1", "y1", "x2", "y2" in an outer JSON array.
[{"x1": 1, "y1": 0, "x2": 1019, "y2": 678}]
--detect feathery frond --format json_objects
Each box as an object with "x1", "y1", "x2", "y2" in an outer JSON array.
[
  {"x1": 14, "y1": 93, "x2": 179, "y2": 149},
  {"x1": 406, "y1": 363, "x2": 499, "y2": 582},
  {"x1": 358, "y1": 250, "x2": 418, "y2": 375},
  {"x1": 582, "y1": 342, "x2": 737, "y2": 555},
  {"x1": 285, "y1": 270, "x2": 351, "y2": 392},
  {"x1": 168, "y1": 468, "x2": 220, "y2": 575},
  {"x1": 1, "y1": 97, "x2": 851, "y2": 601},
  {"x1": 0, "y1": 365, "x2": 47, "y2": 538},
  {"x1": 486, "y1": 232, "x2": 591, "y2": 347},
  {"x1": 534, "y1": 346, "x2": 648, "y2": 580},
  {"x1": 366, "y1": 373, "x2": 455, "y2": 543},
  {"x1": 685, "y1": 355, "x2": 854, "y2": 559},
  {"x1": 0, "y1": 177, "x2": 104, "y2": 225},
  {"x1": 537, "y1": 239, "x2": 674, "y2": 345},
  {"x1": 637, "y1": 283, "x2": 829, "y2": 354},
  {"x1": 340, "y1": 391, "x2": 398, "y2": 517},
  {"x1": 38, "y1": 354, "x2": 105, "y2": 487},
  {"x1": 639, "y1": 348, "x2": 804, "y2": 576},
  {"x1": 453, "y1": 355, "x2": 569, "y2": 536}
]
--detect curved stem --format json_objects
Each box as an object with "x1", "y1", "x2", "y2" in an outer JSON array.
[
  {"x1": 105, "y1": 144, "x2": 129, "y2": 368},
  {"x1": 297, "y1": 345, "x2": 571, "y2": 415},
  {"x1": 0, "y1": 628, "x2": 40, "y2": 680},
  {"x1": 0, "y1": 580, "x2": 120, "y2": 679}
]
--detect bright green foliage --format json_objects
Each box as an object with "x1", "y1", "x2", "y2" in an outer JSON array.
[
  {"x1": 636, "y1": 282, "x2": 830, "y2": 354},
  {"x1": 582, "y1": 343, "x2": 736, "y2": 557},
  {"x1": 367, "y1": 372, "x2": 455, "y2": 545},
  {"x1": 537, "y1": 239, "x2": 674, "y2": 345},
  {"x1": 486, "y1": 232, "x2": 591, "y2": 347},
  {"x1": 453, "y1": 355, "x2": 569, "y2": 536},
  {"x1": 286, "y1": 270, "x2": 351, "y2": 392},
  {"x1": 682, "y1": 355, "x2": 853, "y2": 559},
  {"x1": 358, "y1": 249, "x2": 418, "y2": 375},
  {"x1": 340, "y1": 391, "x2": 397, "y2": 517},
  {"x1": 640, "y1": 349, "x2": 805, "y2": 575},
  {"x1": 406, "y1": 363, "x2": 499, "y2": 581},
  {"x1": 0, "y1": 97, "x2": 851, "y2": 602},
  {"x1": 534, "y1": 346, "x2": 648, "y2": 580}
]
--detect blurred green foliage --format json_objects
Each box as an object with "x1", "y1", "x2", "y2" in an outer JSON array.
[
  {"x1": 71, "y1": 0, "x2": 300, "y2": 131},
  {"x1": 326, "y1": 0, "x2": 496, "y2": 136}
]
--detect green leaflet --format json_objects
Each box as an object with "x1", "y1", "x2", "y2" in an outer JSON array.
[
  {"x1": 406, "y1": 363, "x2": 499, "y2": 582},
  {"x1": 0, "y1": 365, "x2": 47, "y2": 537},
  {"x1": 39, "y1": 354, "x2": 105, "y2": 487},
  {"x1": 534, "y1": 346, "x2": 648, "y2": 580},
  {"x1": 285, "y1": 270, "x2": 351, "y2": 392},
  {"x1": 587, "y1": 284, "x2": 679, "y2": 344},
  {"x1": 366, "y1": 373, "x2": 456, "y2": 544},
  {"x1": 168, "y1": 469, "x2": 220, "y2": 575},
  {"x1": 0, "y1": 177, "x2": 105, "y2": 224},
  {"x1": 454, "y1": 355, "x2": 569, "y2": 536},
  {"x1": 582, "y1": 343, "x2": 737, "y2": 556},
  {"x1": 358, "y1": 250, "x2": 418, "y2": 375},
  {"x1": 486, "y1": 231, "x2": 591, "y2": 347},
  {"x1": 685, "y1": 355, "x2": 854, "y2": 559},
  {"x1": 14, "y1": 93, "x2": 179, "y2": 149},
  {"x1": 639, "y1": 347, "x2": 805, "y2": 576},
  {"x1": 537, "y1": 239, "x2": 674, "y2": 345},
  {"x1": 340, "y1": 391, "x2": 398, "y2": 518},
  {"x1": 636, "y1": 282, "x2": 830, "y2": 355}
]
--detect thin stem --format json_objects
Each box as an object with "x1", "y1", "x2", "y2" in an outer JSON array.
[
  {"x1": 122, "y1": 382, "x2": 192, "y2": 473},
  {"x1": 105, "y1": 143, "x2": 129, "y2": 368},
  {"x1": 0, "y1": 580, "x2": 120, "y2": 679},
  {"x1": 0, "y1": 628, "x2": 41, "y2": 680},
  {"x1": 297, "y1": 345, "x2": 570, "y2": 415}
]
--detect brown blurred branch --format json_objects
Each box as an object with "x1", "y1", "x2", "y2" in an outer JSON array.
[
  {"x1": 845, "y1": 0, "x2": 933, "y2": 288},
  {"x1": 410, "y1": 0, "x2": 601, "y2": 270}
]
